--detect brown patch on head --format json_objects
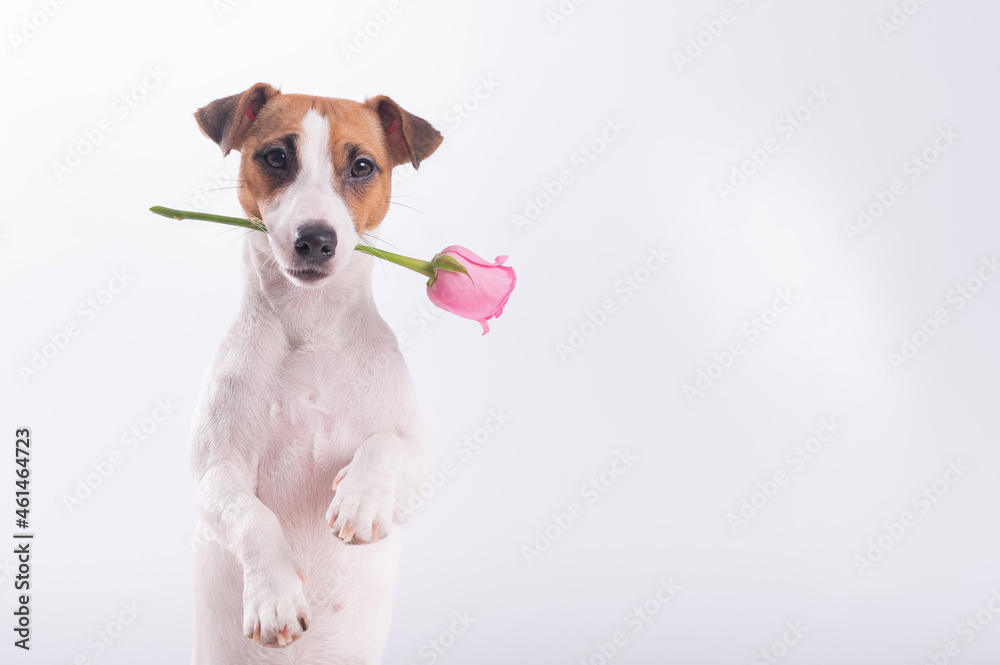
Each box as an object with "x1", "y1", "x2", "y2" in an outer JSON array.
[
  {"x1": 230, "y1": 94, "x2": 314, "y2": 221},
  {"x1": 310, "y1": 95, "x2": 397, "y2": 233},
  {"x1": 194, "y1": 84, "x2": 443, "y2": 233}
]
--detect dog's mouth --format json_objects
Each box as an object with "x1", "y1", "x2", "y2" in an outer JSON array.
[{"x1": 284, "y1": 266, "x2": 330, "y2": 284}]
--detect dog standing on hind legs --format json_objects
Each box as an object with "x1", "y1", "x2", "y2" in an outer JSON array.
[{"x1": 187, "y1": 82, "x2": 442, "y2": 664}]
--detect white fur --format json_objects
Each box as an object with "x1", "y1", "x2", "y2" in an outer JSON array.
[
  {"x1": 262, "y1": 110, "x2": 359, "y2": 286},
  {"x1": 190, "y1": 110, "x2": 424, "y2": 664}
]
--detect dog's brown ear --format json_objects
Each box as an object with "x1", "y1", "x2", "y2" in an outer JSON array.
[
  {"x1": 367, "y1": 96, "x2": 443, "y2": 169},
  {"x1": 195, "y1": 83, "x2": 280, "y2": 156}
]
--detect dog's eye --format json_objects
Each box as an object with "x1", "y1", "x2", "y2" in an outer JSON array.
[
  {"x1": 351, "y1": 158, "x2": 374, "y2": 178},
  {"x1": 263, "y1": 149, "x2": 287, "y2": 169}
]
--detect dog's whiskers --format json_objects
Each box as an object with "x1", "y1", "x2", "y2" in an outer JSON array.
[
  {"x1": 227, "y1": 229, "x2": 262, "y2": 254},
  {"x1": 354, "y1": 235, "x2": 391, "y2": 279},
  {"x1": 360, "y1": 233, "x2": 403, "y2": 252},
  {"x1": 386, "y1": 200, "x2": 443, "y2": 226},
  {"x1": 196, "y1": 185, "x2": 245, "y2": 195}
]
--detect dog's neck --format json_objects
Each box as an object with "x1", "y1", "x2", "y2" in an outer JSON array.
[{"x1": 242, "y1": 234, "x2": 384, "y2": 346}]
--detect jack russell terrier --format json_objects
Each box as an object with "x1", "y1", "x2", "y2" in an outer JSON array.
[{"x1": 188, "y1": 83, "x2": 442, "y2": 664}]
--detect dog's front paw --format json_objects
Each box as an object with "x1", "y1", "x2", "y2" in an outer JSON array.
[
  {"x1": 325, "y1": 463, "x2": 397, "y2": 544},
  {"x1": 243, "y1": 567, "x2": 311, "y2": 648}
]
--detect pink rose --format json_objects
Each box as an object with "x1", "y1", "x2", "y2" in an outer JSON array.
[{"x1": 426, "y1": 245, "x2": 517, "y2": 334}]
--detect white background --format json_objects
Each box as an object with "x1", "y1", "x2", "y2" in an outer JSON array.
[{"x1": 3, "y1": 0, "x2": 1000, "y2": 663}]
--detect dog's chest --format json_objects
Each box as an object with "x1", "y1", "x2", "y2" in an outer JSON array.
[{"x1": 263, "y1": 334, "x2": 399, "y2": 467}]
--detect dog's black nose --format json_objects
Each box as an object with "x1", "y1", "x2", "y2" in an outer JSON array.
[{"x1": 294, "y1": 224, "x2": 337, "y2": 264}]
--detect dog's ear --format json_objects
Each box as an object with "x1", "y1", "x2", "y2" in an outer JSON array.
[
  {"x1": 195, "y1": 83, "x2": 280, "y2": 156},
  {"x1": 367, "y1": 96, "x2": 443, "y2": 169}
]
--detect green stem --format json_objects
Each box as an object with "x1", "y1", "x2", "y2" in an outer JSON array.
[
  {"x1": 149, "y1": 205, "x2": 435, "y2": 278},
  {"x1": 353, "y1": 245, "x2": 435, "y2": 278},
  {"x1": 149, "y1": 206, "x2": 264, "y2": 231}
]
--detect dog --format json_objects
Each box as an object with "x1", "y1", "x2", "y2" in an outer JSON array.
[{"x1": 188, "y1": 83, "x2": 442, "y2": 664}]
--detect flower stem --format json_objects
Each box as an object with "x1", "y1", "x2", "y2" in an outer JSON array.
[
  {"x1": 149, "y1": 206, "x2": 436, "y2": 278},
  {"x1": 353, "y1": 245, "x2": 436, "y2": 278},
  {"x1": 149, "y1": 206, "x2": 265, "y2": 231}
]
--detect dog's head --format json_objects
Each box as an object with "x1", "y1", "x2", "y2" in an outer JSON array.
[{"x1": 195, "y1": 83, "x2": 442, "y2": 287}]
